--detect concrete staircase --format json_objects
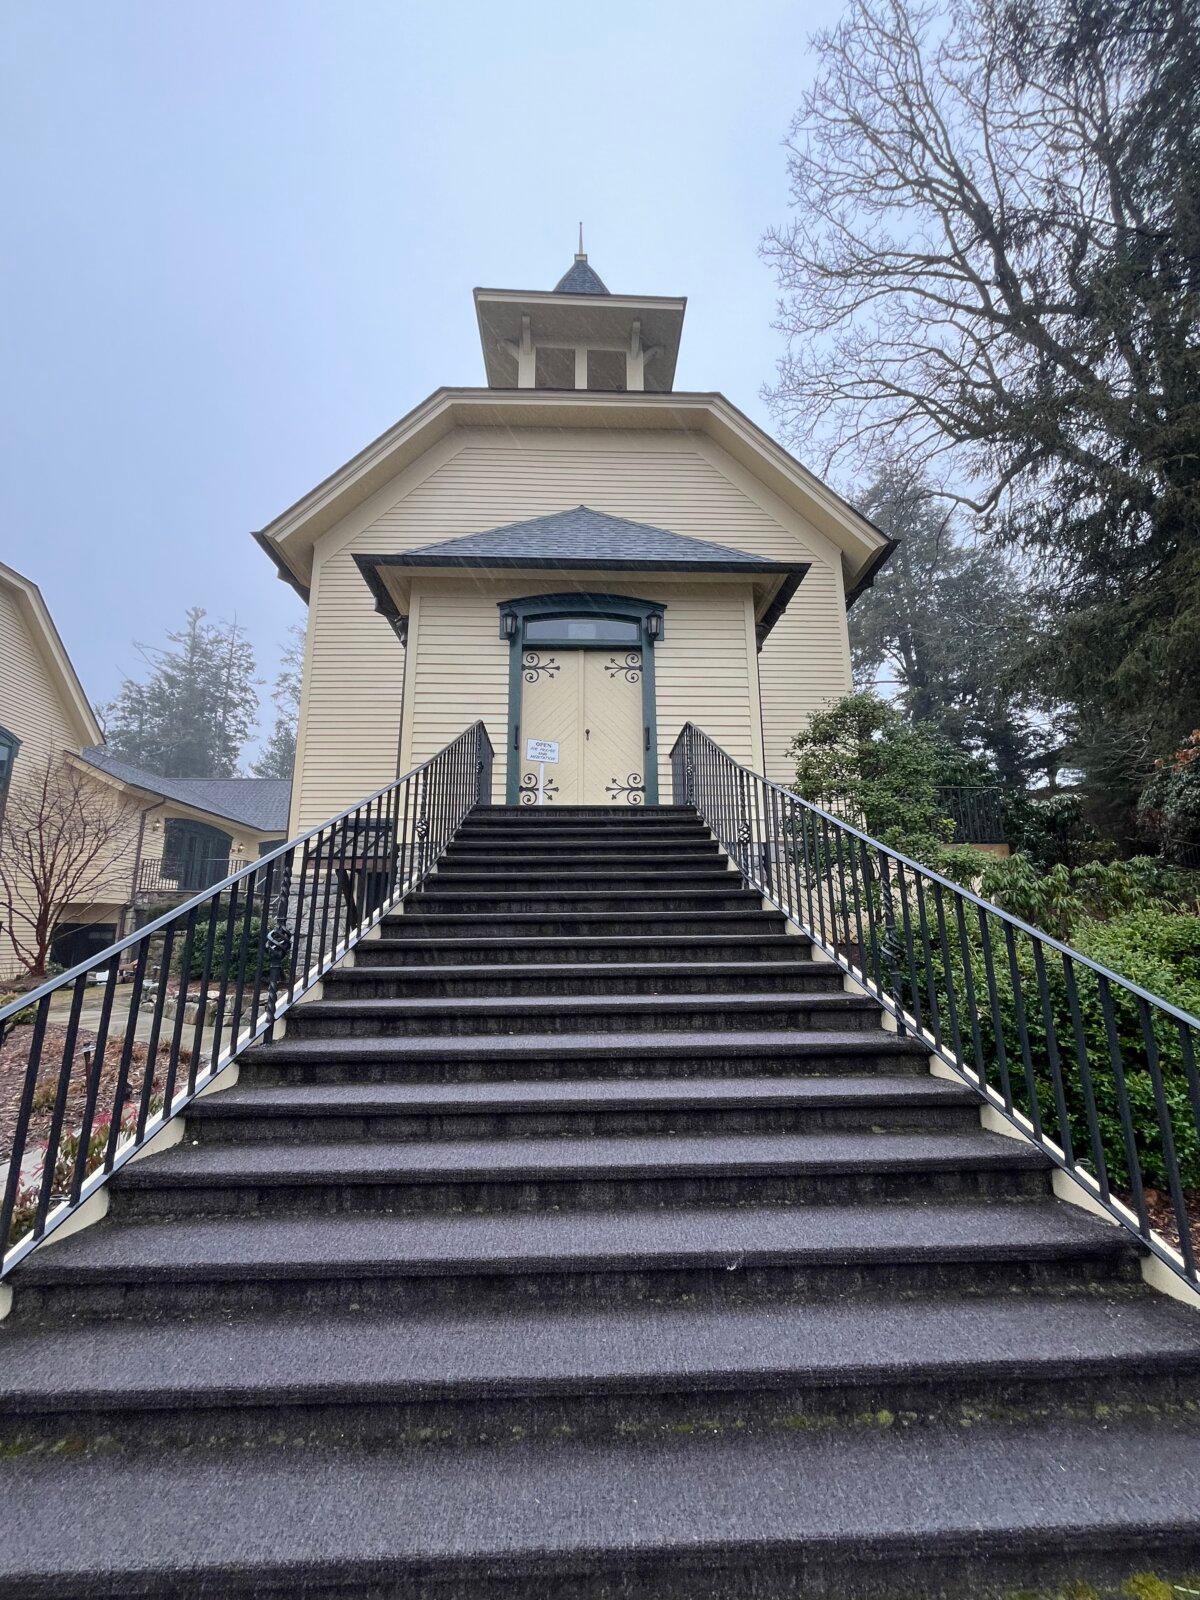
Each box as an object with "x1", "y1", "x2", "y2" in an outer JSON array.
[{"x1": 2, "y1": 804, "x2": 1200, "y2": 1597}]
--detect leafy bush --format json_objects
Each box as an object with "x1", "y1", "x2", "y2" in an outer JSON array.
[
  {"x1": 788, "y1": 693, "x2": 960, "y2": 862},
  {"x1": 173, "y1": 908, "x2": 269, "y2": 983},
  {"x1": 1138, "y1": 730, "x2": 1200, "y2": 859},
  {"x1": 1000, "y1": 791, "x2": 1107, "y2": 871}
]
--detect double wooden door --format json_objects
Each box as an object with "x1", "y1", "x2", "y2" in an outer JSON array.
[{"x1": 518, "y1": 648, "x2": 646, "y2": 805}]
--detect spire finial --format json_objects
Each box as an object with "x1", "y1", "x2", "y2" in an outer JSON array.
[{"x1": 576, "y1": 221, "x2": 585, "y2": 260}]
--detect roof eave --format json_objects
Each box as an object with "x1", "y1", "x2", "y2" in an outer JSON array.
[
  {"x1": 255, "y1": 389, "x2": 889, "y2": 590},
  {"x1": 844, "y1": 536, "x2": 899, "y2": 608}
]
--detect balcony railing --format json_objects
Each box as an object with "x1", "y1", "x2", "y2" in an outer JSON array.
[
  {"x1": 136, "y1": 856, "x2": 253, "y2": 900},
  {"x1": 939, "y1": 785, "x2": 1007, "y2": 846}
]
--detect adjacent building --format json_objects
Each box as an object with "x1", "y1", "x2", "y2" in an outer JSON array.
[{"x1": 0, "y1": 561, "x2": 288, "y2": 980}]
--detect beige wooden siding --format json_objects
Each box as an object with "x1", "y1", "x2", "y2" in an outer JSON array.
[
  {"x1": 293, "y1": 427, "x2": 853, "y2": 828},
  {"x1": 401, "y1": 576, "x2": 760, "y2": 804}
]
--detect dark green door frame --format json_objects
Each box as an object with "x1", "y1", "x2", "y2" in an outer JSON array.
[{"x1": 497, "y1": 593, "x2": 667, "y2": 806}]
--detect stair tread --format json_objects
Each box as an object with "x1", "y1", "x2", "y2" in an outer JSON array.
[
  {"x1": 3, "y1": 1416, "x2": 1197, "y2": 1594},
  {"x1": 328, "y1": 960, "x2": 835, "y2": 982},
  {"x1": 295, "y1": 990, "x2": 878, "y2": 1016},
  {"x1": 4, "y1": 1291, "x2": 1197, "y2": 1411},
  {"x1": 254, "y1": 1027, "x2": 930, "y2": 1059},
  {"x1": 13, "y1": 1197, "x2": 1128, "y2": 1283},
  {"x1": 118, "y1": 1128, "x2": 1050, "y2": 1187},
  {"x1": 387, "y1": 911, "x2": 782, "y2": 923},
  {"x1": 368, "y1": 935, "x2": 802, "y2": 949},
  {"x1": 190, "y1": 1074, "x2": 977, "y2": 1117}
]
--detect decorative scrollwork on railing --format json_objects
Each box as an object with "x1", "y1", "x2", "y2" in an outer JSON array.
[
  {"x1": 519, "y1": 771, "x2": 559, "y2": 804},
  {"x1": 605, "y1": 772, "x2": 646, "y2": 805},
  {"x1": 603, "y1": 652, "x2": 642, "y2": 683},
  {"x1": 264, "y1": 862, "x2": 293, "y2": 1026},
  {"x1": 522, "y1": 652, "x2": 560, "y2": 683}
]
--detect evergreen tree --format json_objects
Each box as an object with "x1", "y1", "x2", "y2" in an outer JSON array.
[
  {"x1": 251, "y1": 625, "x2": 304, "y2": 780},
  {"x1": 850, "y1": 462, "x2": 1055, "y2": 786},
  {"x1": 100, "y1": 608, "x2": 261, "y2": 777}
]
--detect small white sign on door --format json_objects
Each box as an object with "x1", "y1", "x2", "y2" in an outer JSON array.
[{"x1": 526, "y1": 739, "x2": 559, "y2": 764}]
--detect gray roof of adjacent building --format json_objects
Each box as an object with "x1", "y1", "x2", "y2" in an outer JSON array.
[
  {"x1": 379, "y1": 505, "x2": 800, "y2": 572},
  {"x1": 78, "y1": 748, "x2": 291, "y2": 832}
]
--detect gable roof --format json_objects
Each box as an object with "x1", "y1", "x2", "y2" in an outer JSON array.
[
  {"x1": 78, "y1": 748, "x2": 291, "y2": 832},
  {"x1": 552, "y1": 257, "x2": 610, "y2": 295},
  {"x1": 0, "y1": 561, "x2": 103, "y2": 747},
  {"x1": 376, "y1": 506, "x2": 800, "y2": 572},
  {"x1": 252, "y1": 389, "x2": 892, "y2": 604}
]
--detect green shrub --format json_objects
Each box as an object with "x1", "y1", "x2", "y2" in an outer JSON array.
[
  {"x1": 173, "y1": 908, "x2": 270, "y2": 983},
  {"x1": 922, "y1": 905, "x2": 1200, "y2": 1190}
]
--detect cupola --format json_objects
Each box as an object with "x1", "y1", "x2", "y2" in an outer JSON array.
[{"x1": 473, "y1": 231, "x2": 686, "y2": 393}]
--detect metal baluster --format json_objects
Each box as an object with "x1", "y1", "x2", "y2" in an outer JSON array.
[
  {"x1": 1098, "y1": 973, "x2": 1148, "y2": 1234},
  {"x1": 105, "y1": 940, "x2": 149, "y2": 1170},
  {"x1": 1138, "y1": 997, "x2": 1195, "y2": 1279},
  {"x1": 1032, "y1": 939, "x2": 1074, "y2": 1165},
  {"x1": 187, "y1": 895, "x2": 221, "y2": 1096},
  {"x1": 976, "y1": 910, "x2": 1012, "y2": 1113},
  {"x1": 893, "y1": 860, "x2": 924, "y2": 1036},
  {"x1": 136, "y1": 924, "x2": 175, "y2": 1142},
  {"x1": 912, "y1": 872, "x2": 942, "y2": 1049},
  {"x1": 69, "y1": 952, "x2": 120, "y2": 1204},
  {"x1": 264, "y1": 858, "x2": 294, "y2": 1040},
  {"x1": 1063, "y1": 955, "x2": 1110, "y2": 1202},
  {"x1": 209, "y1": 881, "x2": 241, "y2": 1078},
  {"x1": 1002, "y1": 923, "x2": 1042, "y2": 1139},
  {"x1": 0, "y1": 993, "x2": 51, "y2": 1249}
]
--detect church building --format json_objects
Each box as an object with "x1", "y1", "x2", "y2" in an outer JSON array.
[{"x1": 254, "y1": 247, "x2": 894, "y2": 827}]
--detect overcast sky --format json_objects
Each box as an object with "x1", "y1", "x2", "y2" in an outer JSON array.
[{"x1": 1, "y1": 0, "x2": 838, "y2": 752}]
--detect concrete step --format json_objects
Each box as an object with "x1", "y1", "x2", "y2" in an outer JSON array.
[
  {"x1": 383, "y1": 908, "x2": 788, "y2": 937},
  {"x1": 460, "y1": 806, "x2": 700, "y2": 825},
  {"x1": 186, "y1": 1074, "x2": 983, "y2": 1143},
  {"x1": 3, "y1": 1412, "x2": 1198, "y2": 1599},
  {"x1": 243, "y1": 1027, "x2": 933, "y2": 1085},
  {"x1": 410, "y1": 887, "x2": 765, "y2": 914},
  {"x1": 9, "y1": 1198, "x2": 1139, "y2": 1321},
  {"x1": 283, "y1": 990, "x2": 885, "y2": 1039},
  {"x1": 4, "y1": 1289, "x2": 1198, "y2": 1451},
  {"x1": 322, "y1": 958, "x2": 846, "y2": 999},
  {"x1": 356, "y1": 934, "x2": 813, "y2": 966},
  {"x1": 432, "y1": 866, "x2": 736, "y2": 888},
  {"x1": 444, "y1": 840, "x2": 723, "y2": 862},
  {"x1": 109, "y1": 1128, "x2": 1053, "y2": 1219}
]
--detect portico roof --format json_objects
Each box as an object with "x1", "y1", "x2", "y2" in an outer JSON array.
[{"x1": 355, "y1": 505, "x2": 810, "y2": 648}]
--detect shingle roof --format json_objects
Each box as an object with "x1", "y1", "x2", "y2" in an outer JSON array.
[
  {"x1": 381, "y1": 506, "x2": 798, "y2": 572},
  {"x1": 552, "y1": 258, "x2": 610, "y2": 295},
  {"x1": 78, "y1": 749, "x2": 291, "y2": 832}
]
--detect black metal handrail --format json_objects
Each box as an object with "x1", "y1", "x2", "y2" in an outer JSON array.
[
  {"x1": 0, "y1": 722, "x2": 493, "y2": 1277},
  {"x1": 671, "y1": 724, "x2": 1200, "y2": 1291}
]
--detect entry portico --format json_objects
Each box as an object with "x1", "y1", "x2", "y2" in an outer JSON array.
[{"x1": 356, "y1": 505, "x2": 809, "y2": 806}]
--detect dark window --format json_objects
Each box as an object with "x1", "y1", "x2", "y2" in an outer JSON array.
[
  {"x1": 524, "y1": 616, "x2": 640, "y2": 646},
  {"x1": 51, "y1": 921, "x2": 118, "y2": 972},
  {"x1": 0, "y1": 726, "x2": 19, "y2": 829},
  {"x1": 161, "y1": 818, "x2": 233, "y2": 891}
]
